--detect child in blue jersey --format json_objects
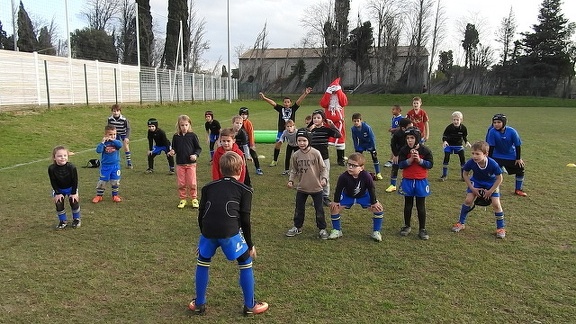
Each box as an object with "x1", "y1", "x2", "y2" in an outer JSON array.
[
  {"x1": 328, "y1": 153, "x2": 385, "y2": 242},
  {"x1": 386, "y1": 118, "x2": 413, "y2": 193},
  {"x1": 398, "y1": 127, "x2": 433, "y2": 240},
  {"x1": 48, "y1": 146, "x2": 81, "y2": 229},
  {"x1": 451, "y1": 141, "x2": 506, "y2": 239},
  {"x1": 188, "y1": 151, "x2": 268, "y2": 316},
  {"x1": 440, "y1": 111, "x2": 471, "y2": 181},
  {"x1": 385, "y1": 105, "x2": 403, "y2": 167},
  {"x1": 92, "y1": 125, "x2": 123, "y2": 203},
  {"x1": 351, "y1": 113, "x2": 382, "y2": 180},
  {"x1": 107, "y1": 104, "x2": 132, "y2": 168},
  {"x1": 146, "y1": 118, "x2": 175, "y2": 174},
  {"x1": 204, "y1": 111, "x2": 221, "y2": 162},
  {"x1": 486, "y1": 114, "x2": 527, "y2": 197}
]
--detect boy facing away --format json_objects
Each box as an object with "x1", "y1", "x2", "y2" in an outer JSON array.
[
  {"x1": 440, "y1": 111, "x2": 471, "y2": 181},
  {"x1": 107, "y1": 104, "x2": 132, "y2": 168},
  {"x1": 259, "y1": 87, "x2": 312, "y2": 167},
  {"x1": 286, "y1": 128, "x2": 329, "y2": 239},
  {"x1": 451, "y1": 141, "x2": 506, "y2": 239},
  {"x1": 406, "y1": 96, "x2": 429, "y2": 143},
  {"x1": 146, "y1": 118, "x2": 175, "y2": 174},
  {"x1": 92, "y1": 125, "x2": 123, "y2": 203},
  {"x1": 350, "y1": 112, "x2": 382, "y2": 180},
  {"x1": 328, "y1": 153, "x2": 385, "y2": 242},
  {"x1": 188, "y1": 151, "x2": 268, "y2": 316}
]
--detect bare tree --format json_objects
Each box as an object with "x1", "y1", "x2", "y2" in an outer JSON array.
[
  {"x1": 240, "y1": 23, "x2": 271, "y2": 84},
  {"x1": 187, "y1": 0, "x2": 210, "y2": 73},
  {"x1": 495, "y1": 6, "x2": 516, "y2": 66},
  {"x1": 117, "y1": 0, "x2": 136, "y2": 64},
  {"x1": 401, "y1": 0, "x2": 434, "y2": 92},
  {"x1": 427, "y1": 0, "x2": 447, "y2": 92},
  {"x1": 81, "y1": 0, "x2": 121, "y2": 31}
]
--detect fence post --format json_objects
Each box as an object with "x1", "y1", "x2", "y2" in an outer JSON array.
[
  {"x1": 114, "y1": 68, "x2": 118, "y2": 104},
  {"x1": 34, "y1": 52, "x2": 41, "y2": 105},
  {"x1": 44, "y1": 60, "x2": 51, "y2": 109},
  {"x1": 96, "y1": 60, "x2": 101, "y2": 103},
  {"x1": 158, "y1": 71, "x2": 163, "y2": 104},
  {"x1": 84, "y1": 64, "x2": 89, "y2": 105}
]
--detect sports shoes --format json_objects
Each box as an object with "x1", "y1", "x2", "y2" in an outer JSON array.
[
  {"x1": 514, "y1": 189, "x2": 528, "y2": 197},
  {"x1": 56, "y1": 221, "x2": 67, "y2": 229},
  {"x1": 112, "y1": 196, "x2": 122, "y2": 202},
  {"x1": 269, "y1": 160, "x2": 277, "y2": 167},
  {"x1": 285, "y1": 226, "x2": 302, "y2": 237},
  {"x1": 322, "y1": 197, "x2": 332, "y2": 207},
  {"x1": 385, "y1": 185, "x2": 396, "y2": 193},
  {"x1": 384, "y1": 161, "x2": 393, "y2": 167},
  {"x1": 375, "y1": 173, "x2": 383, "y2": 180},
  {"x1": 418, "y1": 229, "x2": 430, "y2": 240},
  {"x1": 496, "y1": 228, "x2": 506, "y2": 239},
  {"x1": 501, "y1": 166, "x2": 508, "y2": 174},
  {"x1": 243, "y1": 301, "x2": 269, "y2": 315},
  {"x1": 127, "y1": 162, "x2": 133, "y2": 169},
  {"x1": 337, "y1": 160, "x2": 346, "y2": 166},
  {"x1": 319, "y1": 229, "x2": 329, "y2": 240},
  {"x1": 188, "y1": 299, "x2": 206, "y2": 315},
  {"x1": 169, "y1": 168, "x2": 175, "y2": 175},
  {"x1": 71, "y1": 219, "x2": 81, "y2": 228},
  {"x1": 177, "y1": 199, "x2": 187, "y2": 209},
  {"x1": 255, "y1": 168, "x2": 264, "y2": 175},
  {"x1": 400, "y1": 226, "x2": 411, "y2": 236},
  {"x1": 281, "y1": 170, "x2": 290, "y2": 175},
  {"x1": 439, "y1": 176, "x2": 447, "y2": 182},
  {"x1": 328, "y1": 229, "x2": 343, "y2": 240},
  {"x1": 191, "y1": 199, "x2": 199, "y2": 208},
  {"x1": 145, "y1": 168, "x2": 154, "y2": 174},
  {"x1": 371, "y1": 231, "x2": 382, "y2": 242},
  {"x1": 92, "y1": 195, "x2": 103, "y2": 203},
  {"x1": 451, "y1": 222, "x2": 465, "y2": 232}
]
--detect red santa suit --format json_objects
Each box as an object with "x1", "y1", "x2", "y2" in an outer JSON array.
[{"x1": 320, "y1": 78, "x2": 347, "y2": 165}]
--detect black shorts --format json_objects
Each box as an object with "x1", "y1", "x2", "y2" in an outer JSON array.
[{"x1": 494, "y1": 158, "x2": 524, "y2": 175}]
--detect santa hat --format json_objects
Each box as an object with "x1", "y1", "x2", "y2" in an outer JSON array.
[
  {"x1": 320, "y1": 77, "x2": 348, "y2": 109},
  {"x1": 325, "y1": 77, "x2": 342, "y2": 93}
]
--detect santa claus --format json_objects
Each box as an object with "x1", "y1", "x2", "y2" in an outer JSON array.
[{"x1": 320, "y1": 77, "x2": 348, "y2": 166}]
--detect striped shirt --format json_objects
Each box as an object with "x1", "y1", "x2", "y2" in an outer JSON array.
[{"x1": 107, "y1": 114, "x2": 131, "y2": 137}]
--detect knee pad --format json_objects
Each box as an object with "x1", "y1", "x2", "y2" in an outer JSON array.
[
  {"x1": 110, "y1": 179, "x2": 120, "y2": 187},
  {"x1": 96, "y1": 180, "x2": 107, "y2": 190}
]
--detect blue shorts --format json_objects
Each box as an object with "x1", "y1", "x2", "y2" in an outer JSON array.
[
  {"x1": 52, "y1": 187, "x2": 74, "y2": 197},
  {"x1": 197, "y1": 233, "x2": 248, "y2": 261},
  {"x1": 151, "y1": 145, "x2": 170, "y2": 155},
  {"x1": 355, "y1": 146, "x2": 375, "y2": 153},
  {"x1": 467, "y1": 181, "x2": 500, "y2": 197},
  {"x1": 99, "y1": 164, "x2": 121, "y2": 181},
  {"x1": 400, "y1": 178, "x2": 430, "y2": 197},
  {"x1": 338, "y1": 191, "x2": 372, "y2": 209},
  {"x1": 444, "y1": 146, "x2": 464, "y2": 154},
  {"x1": 209, "y1": 134, "x2": 219, "y2": 143}
]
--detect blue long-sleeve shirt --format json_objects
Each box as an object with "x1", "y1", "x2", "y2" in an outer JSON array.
[
  {"x1": 351, "y1": 122, "x2": 377, "y2": 151},
  {"x1": 96, "y1": 139, "x2": 123, "y2": 165}
]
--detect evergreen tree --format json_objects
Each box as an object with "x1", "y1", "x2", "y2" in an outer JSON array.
[
  {"x1": 348, "y1": 20, "x2": 373, "y2": 82},
  {"x1": 0, "y1": 21, "x2": 8, "y2": 49},
  {"x1": 37, "y1": 26, "x2": 55, "y2": 55},
  {"x1": 461, "y1": 23, "x2": 479, "y2": 69},
  {"x1": 162, "y1": 0, "x2": 189, "y2": 69},
  {"x1": 136, "y1": 0, "x2": 154, "y2": 67},
  {"x1": 16, "y1": 1, "x2": 38, "y2": 52},
  {"x1": 70, "y1": 28, "x2": 118, "y2": 63}
]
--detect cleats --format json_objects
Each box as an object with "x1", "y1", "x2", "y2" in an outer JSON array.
[
  {"x1": 255, "y1": 168, "x2": 264, "y2": 175},
  {"x1": 514, "y1": 189, "x2": 527, "y2": 197},
  {"x1": 375, "y1": 173, "x2": 383, "y2": 180},
  {"x1": 177, "y1": 199, "x2": 187, "y2": 209},
  {"x1": 92, "y1": 195, "x2": 103, "y2": 203},
  {"x1": 371, "y1": 231, "x2": 382, "y2": 242},
  {"x1": 145, "y1": 168, "x2": 154, "y2": 174},
  {"x1": 281, "y1": 170, "x2": 290, "y2": 175},
  {"x1": 318, "y1": 229, "x2": 329, "y2": 240},
  {"x1": 112, "y1": 196, "x2": 122, "y2": 202},
  {"x1": 452, "y1": 222, "x2": 465, "y2": 232},
  {"x1": 328, "y1": 229, "x2": 343, "y2": 240},
  {"x1": 496, "y1": 228, "x2": 506, "y2": 239},
  {"x1": 188, "y1": 299, "x2": 206, "y2": 315},
  {"x1": 285, "y1": 227, "x2": 302, "y2": 237},
  {"x1": 269, "y1": 160, "x2": 277, "y2": 167},
  {"x1": 56, "y1": 221, "x2": 67, "y2": 229},
  {"x1": 71, "y1": 219, "x2": 81, "y2": 228},
  {"x1": 191, "y1": 199, "x2": 199, "y2": 209},
  {"x1": 243, "y1": 301, "x2": 269, "y2": 315},
  {"x1": 439, "y1": 176, "x2": 447, "y2": 182},
  {"x1": 337, "y1": 160, "x2": 346, "y2": 166},
  {"x1": 418, "y1": 229, "x2": 430, "y2": 240},
  {"x1": 385, "y1": 185, "x2": 397, "y2": 193},
  {"x1": 127, "y1": 162, "x2": 133, "y2": 169},
  {"x1": 384, "y1": 161, "x2": 393, "y2": 167},
  {"x1": 400, "y1": 226, "x2": 411, "y2": 236},
  {"x1": 169, "y1": 168, "x2": 175, "y2": 175}
]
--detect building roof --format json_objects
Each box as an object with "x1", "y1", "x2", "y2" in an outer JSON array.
[{"x1": 239, "y1": 46, "x2": 429, "y2": 60}]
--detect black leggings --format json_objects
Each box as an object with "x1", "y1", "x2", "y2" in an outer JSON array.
[{"x1": 404, "y1": 196, "x2": 427, "y2": 230}]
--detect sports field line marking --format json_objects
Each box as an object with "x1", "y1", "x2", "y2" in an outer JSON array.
[{"x1": 0, "y1": 138, "x2": 146, "y2": 171}]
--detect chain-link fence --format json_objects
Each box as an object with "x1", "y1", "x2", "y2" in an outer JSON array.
[{"x1": 0, "y1": 50, "x2": 237, "y2": 109}]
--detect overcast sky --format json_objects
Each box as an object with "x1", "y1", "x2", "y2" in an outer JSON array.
[{"x1": 2, "y1": 0, "x2": 575, "y2": 69}]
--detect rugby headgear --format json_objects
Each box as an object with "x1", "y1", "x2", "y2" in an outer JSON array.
[
  {"x1": 147, "y1": 118, "x2": 158, "y2": 127},
  {"x1": 404, "y1": 126, "x2": 422, "y2": 144},
  {"x1": 239, "y1": 107, "x2": 249, "y2": 115},
  {"x1": 296, "y1": 128, "x2": 311, "y2": 142},
  {"x1": 312, "y1": 109, "x2": 326, "y2": 120},
  {"x1": 492, "y1": 114, "x2": 507, "y2": 127}
]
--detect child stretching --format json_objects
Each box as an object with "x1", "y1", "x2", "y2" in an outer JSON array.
[
  {"x1": 451, "y1": 141, "x2": 506, "y2": 238},
  {"x1": 279, "y1": 119, "x2": 298, "y2": 175},
  {"x1": 48, "y1": 146, "x2": 81, "y2": 229},
  {"x1": 328, "y1": 153, "x2": 385, "y2": 242},
  {"x1": 107, "y1": 104, "x2": 132, "y2": 168},
  {"x1": 398, "y1": 127, "x2": 433, "y2": 240},
  {"x1": 286, "y1": 128, "x2": 329, "y2": 239},
  {"x1": 92, "y1": 125, "x2": 123, "y2": 203},
  {"x1": 350, "y1": 113, "x2": 382, "y2": 180},
  {"x1": 169, "y1": 115, "x2": 202, "y2": 209},
  {"x1": 146, "y1": 118, "x2": 175, "y2": 174},
  {"x1": 204, "y1": 111, "x2": 221, "y2": 162},
  {"x1": 440, "y1": 111, "x2": 470, "y2": 181},
  {"x1": 188, "y1": 151, "x2": 268, "y2": 316},
  {"x1": 212, "y1": 128, "x2": 247, "y2": 184}
]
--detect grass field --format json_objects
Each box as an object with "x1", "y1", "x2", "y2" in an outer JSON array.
[{"x1": 1, "y1": 96, "x2": 575, "y2": 323}]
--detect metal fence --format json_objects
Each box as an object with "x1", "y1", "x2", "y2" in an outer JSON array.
[{"x1": 0, "y1": 50, "x2": 237, "y2": 108}]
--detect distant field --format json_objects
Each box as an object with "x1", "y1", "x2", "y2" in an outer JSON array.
[{"x1": 0, "y1": 97, "x2": 575, "y2": 323}]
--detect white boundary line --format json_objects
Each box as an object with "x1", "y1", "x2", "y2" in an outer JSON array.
[{"x1": 0, "y1": 138, "x2": 146, "y2": 171}]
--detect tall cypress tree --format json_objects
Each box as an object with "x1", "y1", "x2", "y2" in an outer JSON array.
[
  {"x1": 162, "y1": 0, "x2": 189, "y2": 69},
  {"x1": 0, "y1": 21, "x2": 8, "y2": 49},
  {"x1": 136, "y1": 0, "x2": 154, "y2": 67},
  {"x1": 16, "y1": 1, "x2": 38, "y2": 52},
  {"x1": 37, "y1": 26, "x2": 55, "y2": 55}
]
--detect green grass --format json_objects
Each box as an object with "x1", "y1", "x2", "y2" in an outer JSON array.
[{"x1": 1, "y1": 97, "x2": 575, "y2": 323}]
